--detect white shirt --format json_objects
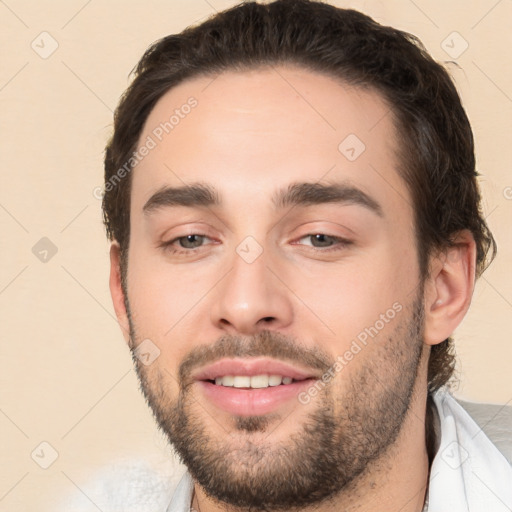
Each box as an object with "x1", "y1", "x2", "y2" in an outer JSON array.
[
  {"x1": 427, "y1": 389, "x2": 512, "y2": 511},
  {"x1": 165, "y1": 390, "x2": 512, "y2": 511}
]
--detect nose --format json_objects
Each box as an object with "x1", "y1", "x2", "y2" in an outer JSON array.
[{"x1": 210, "y1": 246, "x2": 294, "y2": 335}]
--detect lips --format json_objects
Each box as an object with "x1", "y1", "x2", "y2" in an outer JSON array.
[{"x1": 192, "y1": 358, "x2": 319, "y2": 416}]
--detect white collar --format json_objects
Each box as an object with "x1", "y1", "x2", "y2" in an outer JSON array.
[{"x1": 426, "y1": 389, "x2": 512, "y2": 511}]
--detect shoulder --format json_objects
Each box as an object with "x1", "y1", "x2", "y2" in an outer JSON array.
[
  {"x1": 432, "y1": 387, "x2": 512, "y2": 466},
  {"x1": 427, "y1": 389, "x2": 512, "y2": 510},
  {"x1": 455, "y1": 396, "x2": 512, "y2": 465}
]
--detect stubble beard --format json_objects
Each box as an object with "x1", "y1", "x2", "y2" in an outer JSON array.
[{"x1": 127, "y1": 295, "x2": 425, "y2": 511}]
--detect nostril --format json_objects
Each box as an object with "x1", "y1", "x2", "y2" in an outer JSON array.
[{"x1": 262, "y1": 317, "x2": 275, "y2": 323}]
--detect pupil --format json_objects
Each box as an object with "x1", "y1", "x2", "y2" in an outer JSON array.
[
  {"x1": 182, "y1": 235, "x2": 202, "y2": 248},
  {"x1": 313, "y1": 234, "x2": 331, "y2": 247}
]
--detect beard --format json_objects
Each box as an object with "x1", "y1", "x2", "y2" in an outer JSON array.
[{"x1": 127, "y1": 293, "x2": 425, "y2": 511}]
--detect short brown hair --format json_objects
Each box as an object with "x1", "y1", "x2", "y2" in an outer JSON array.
[{"x1": 103, "y1": 0, "x2": 496, "y2": 392}]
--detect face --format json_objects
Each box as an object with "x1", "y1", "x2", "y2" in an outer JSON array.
[{"x1": 120, "y1": 66, "x2": 427, "y2": 509}]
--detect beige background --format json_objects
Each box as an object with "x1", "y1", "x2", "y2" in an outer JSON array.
[{"x1": 0, "y1": 0, "x2": 511, "y2": 510}]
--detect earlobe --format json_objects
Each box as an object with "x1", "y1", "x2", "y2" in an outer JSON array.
[
  {"x1": 423, "y1": 230, "x2": 476, "y2": 346},
  {"x1": 109, "y1": 242, "x2": 131, "y2": 343}
]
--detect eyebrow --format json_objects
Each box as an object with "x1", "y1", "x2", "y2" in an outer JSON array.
[
  {"x1": 142, "y1": 181, "x2": 383, "y2": 217},
  {"x1": 273, "y1": 182, "x2": 383, "y2": 217},
  {"x1": 143, "y1": 183, "x2": 220, "y2": 214}
]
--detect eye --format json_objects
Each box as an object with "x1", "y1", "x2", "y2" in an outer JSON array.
[
  {"x1": 160, "y1": 233, "x2": 215, "y2": 255},
  {"x1": 302, "y1": 234, "x2": 335, "y2": 248},
  {"x1": 175, "y1": 234, "x2": 208, "y2": 249},
  {"x1": 296, "y1": 234, "x2": 351, "y2": 249}
]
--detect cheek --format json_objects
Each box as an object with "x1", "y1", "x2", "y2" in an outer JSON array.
[
  {"x1": 286, "y1": 243, "x2": 418, "y2": 349},
  {"x1": 125, "y1": 246, "x2": 221, "y2": 372}
]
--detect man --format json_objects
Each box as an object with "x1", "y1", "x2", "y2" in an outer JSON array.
[{"x1": 103, "y1": 1, "x2": 512, "y2": 510}]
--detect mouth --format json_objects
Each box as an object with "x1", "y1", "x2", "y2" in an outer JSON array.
[
  {"x1": 208, "y1": 374, "x2": 307, "y2": 388},
  {"x1": 192, "y1": 358, "x2": 319, "y2": 416}
]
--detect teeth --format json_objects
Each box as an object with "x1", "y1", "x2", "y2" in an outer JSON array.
[
  {"x1": 213, "y1": 374, "x2": 296, "y2": 388},
  {"x1": 250, "y1": 375, "x2": 269, "y2": 388},
  {"x1": 215, "y1": 375, "x2": 233, "y2": 386},
  {"x1": 233, "y1": 376, "x2": 251, "y2": 388},
  {"x1": 268, "y1": 375, "x2": 283, "y2": 386}
]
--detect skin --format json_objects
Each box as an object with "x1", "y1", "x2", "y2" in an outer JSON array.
[{"x1": 109, "y1": 66, "x2": 476, "y2": 512}]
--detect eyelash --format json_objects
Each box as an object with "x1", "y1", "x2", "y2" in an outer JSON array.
[
  {"x1": 160, "y1": 234, "x2": 214, "y2": 256},
  {"x1": 293, "y1": 234, "x2": 353, "y2": 252},
  {"x1": 160, "y1": 233, "x2": 352, "y2": 256}
]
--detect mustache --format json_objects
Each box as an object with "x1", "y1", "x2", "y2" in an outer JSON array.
[{"x1": 178, "y1": 330, "x2": 334, "y2": 389}]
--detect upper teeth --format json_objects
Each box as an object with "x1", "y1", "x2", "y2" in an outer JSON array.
[{"x1": 214, "y1": 375, "x2": 294, "y2": 388}]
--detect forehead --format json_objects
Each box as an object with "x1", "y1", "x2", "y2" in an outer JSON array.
[{"x1": 131, "y1": 65, "x2": 411, "y2": 222}]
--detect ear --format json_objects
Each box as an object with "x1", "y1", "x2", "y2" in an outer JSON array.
[
  {"x1": 109, "y1": 241, "x2": 131, "y2": 344},
  {"x1": 423, "y1": 230, "x2": 477, "y2": 346}
]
